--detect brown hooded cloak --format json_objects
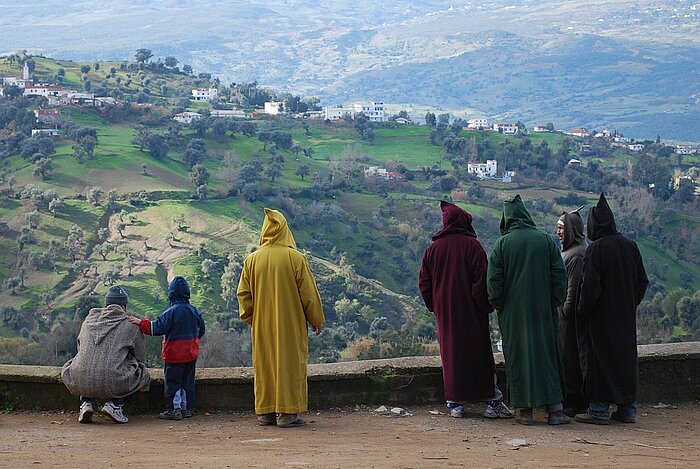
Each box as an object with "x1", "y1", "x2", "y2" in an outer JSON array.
[
  {"x1": 419, "y1": 201, "x2": 496, "y2": 402},
  {"x1": 558, "y1": 207, "x2": 587, "y2": 410}
]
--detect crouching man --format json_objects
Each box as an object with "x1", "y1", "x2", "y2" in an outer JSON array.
[{"x1": 62, "y1": 285, "x2": 150, "y2": 424}]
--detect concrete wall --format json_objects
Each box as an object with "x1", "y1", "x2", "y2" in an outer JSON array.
[{"x1": 0, "y1": 342, "x2": 698, "y2": 412}]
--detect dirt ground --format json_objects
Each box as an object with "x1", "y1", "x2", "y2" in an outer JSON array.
[{"x1": 1, "y1": 403, "x2": 698, "y2": 468}]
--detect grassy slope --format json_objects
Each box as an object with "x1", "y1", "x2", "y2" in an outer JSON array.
[{"x1": 1, "y1": 57, "x2": 698, "y2": 339}]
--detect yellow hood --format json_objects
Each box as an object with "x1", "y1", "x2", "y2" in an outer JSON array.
[{"x1": 259, "y1": 208, "x2": 297, "y2": 249}]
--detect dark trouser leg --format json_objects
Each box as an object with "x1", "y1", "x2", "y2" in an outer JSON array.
[
  {"x1": 180, "y1": 361, "x2": 196, "y2": 411},
  {"x1": 80, "y1": 396, "x2": 93, "y2": 405},
  {"x1": 112, "y1": 391, "x2": 139, "y2": 407},
  {"x1": 164, "y1": 362, "x2": 186, "y2": 411}
]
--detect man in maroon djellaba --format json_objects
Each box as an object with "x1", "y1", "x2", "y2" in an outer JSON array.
[{"x1": 419, "y1": 201, "x2": 513, "y2": 419}]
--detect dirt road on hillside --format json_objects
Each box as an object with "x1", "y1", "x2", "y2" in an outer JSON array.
[{"x1": 1, "y1": 403, "x2": 698, "y2": 468}]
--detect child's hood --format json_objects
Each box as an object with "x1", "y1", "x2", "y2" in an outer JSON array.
[{"x1": 168, "y1": 276, "x2": 191, "y2": 304}]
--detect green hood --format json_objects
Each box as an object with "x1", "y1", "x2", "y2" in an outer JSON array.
[{"x1": 500, "y1": 194, "x2": 536, "y2": 234}]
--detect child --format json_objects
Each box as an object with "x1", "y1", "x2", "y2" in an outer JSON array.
[{"x1": 129, "y1": 276, "x2": 205, "y2": 420}]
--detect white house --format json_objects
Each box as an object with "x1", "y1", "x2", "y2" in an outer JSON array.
[
  {"x1": 467, "y1": 118, "x2": 489, "y2": 129},
  {"x1": 675, "y1": 145, "x2": 698, "y2": 155},
  {"x1": 493, "y1": 123, "x2": 518, "y2": 135},
  {"x1": 323, "y1": 106, "x2": 355, "y2": 121},
  {"x1": 532, "y1": 125, "x2": 551, "y2": 133},
  {"x1": 264, "y1": 101, "x2": 283, "y2": 115},
  {"x1": 568, "y1": 158, "x2": 582, "y2": 166},
  {"x1": 353, "y1": 101, "x2": 385, "y2": 122},
  {"x1": 628, "y1": 144, "x2": 645, "y2": 152},
  {"x1": 210, "y1": 109, "x2": 247, "y2": 119},
  {"x1": 173, "y1": 111, "x2": 203, "y2": 124},
  {"x1": 31, "y1": 128, "x2": 60, "y2": 138},
  {"x1": 23, "y1": 83, "x2": 64, "y2": 98},
  {"x1": 565, "y1": 128, "x2": 590, "y2": 138},
  {"x1": 613, "y1": 136, "x2": 631, "y2": 143},
  {"x1": 364, "y1": 166, "x2": 401, "y2": 180},
  {"x1": 34, "y1": 109, "x2": 61, "y2": 124},
  {"x1": 191, "y1": 88, "x2": 217, "y2": 101},
  {"x1": 467, "y1": 160, "x2": 498, "y2": 178}
]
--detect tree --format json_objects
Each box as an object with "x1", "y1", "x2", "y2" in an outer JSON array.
[
  {"x1": 135, "y1": 48, "x2": 153, "y2": 64},
  {"x1": 95, "y1": 242, "x2": 113, "y2": 261},
  {"x1": 164, "y1": 56, "x2": 178, "y2": 68},
  {"x1": 80, "y1": 65, "x2": 91, "y2": 74},
  {"x1": 201, "y1": 258, "x2": 216, "y2": 278},
  {"x1": 0, "y1": 218, "x2": 8, "y2": 235},
  {"x1": 115, "y1": 221, "x2": 126, "y2": 238},
  {"x1": 32, "y1": 157, "x2": 53, "y2": 180},
  {"x1": 106, "y1": 189, "x2": 119, "y2": 212},
  {"x1": 86, "y1": 186, "x2": 104, "y2": 206},
  {"x1": 295, "y1": 164, "x2": 310, "y2": 180},
  {"x1": 5, "y1": 277, "x2": 21, "y2": 295},
  {"x1": 425, "y1": 112, "x2": 436, "y2": 127},
  {"x1": 48, "y1": 197, "x2": 65, "y2": 216},
  {"x1": 72, "y1": 143, "x2": 87, "y2": 163},
  {"x1": 190, "y1": 164, "x2": 210, "y2": 188},
  {"x1": 182, "y1": 64, "x2": 193, "y2": 75},
  {"x1": 132, "y1": 126, "x2": 151, "y2": 152},
  {"x1": 195, "y1": 184, "x2": 209, "y2": 200},
  {"x1": 677, "y1": 293, "x2": 700, "y2": 331},
  {"x1": 265, "y1": 165, "x2": 282, "y2": 182},
  {"x1": 183, "y1": 139, "x2": 207, "y2": 169},
  {"x1": 142, "y1": 162, "x2": 149, "y2": 176},
  {"x1": 25, "y1": 210, "x2": 40, "y2": 229},
  {"x1": 220, "y1": 254, "x2": 242, "y2": 309},
  {"x1": 146, "y1": 134, "x2": 169, "y2": 160},
  {"x1": 172, "y1": 214, "x2": 187, "y2": 232},
  {"x1": 80, "y1": 136, "x2": 97, "y2": 160}
]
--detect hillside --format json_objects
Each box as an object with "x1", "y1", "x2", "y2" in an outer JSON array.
[
  {"x1": 1, "y1": 0, "x2": 699, "y2": 141},
  {"x1": 1, "y1": 55, "x2": 699, "y2": 367}
]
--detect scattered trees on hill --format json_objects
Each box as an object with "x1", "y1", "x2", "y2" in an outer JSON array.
[{"x1": 183, "y1": 138, "x2": 207, "y2": 169}]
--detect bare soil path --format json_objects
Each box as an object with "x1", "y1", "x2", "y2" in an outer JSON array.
[{"x1": 1, "y1": 403, "x2": 698, "y2": 468}]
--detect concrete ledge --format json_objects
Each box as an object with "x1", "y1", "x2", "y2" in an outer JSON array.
[{"x1": 1, "y1": 343, "x2": 698, "y2": 411}]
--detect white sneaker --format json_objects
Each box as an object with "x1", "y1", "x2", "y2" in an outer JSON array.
[
  {"x1": 484, "y1": 400, "x2": 515, "y2": 419},
  {"x1": 78, "y1": 401, "x2": 94, "y2": 424},
  {"x1": 450, "y1": 405, "x2": 465, "y2": 418},
  {"x1": 102, "y1": 401, "x2": 128, "y2": 424}
]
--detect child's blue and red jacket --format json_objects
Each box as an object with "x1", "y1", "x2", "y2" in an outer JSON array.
[{"x1": 138, "y1": 276, "x2": 206, "y2": 364}]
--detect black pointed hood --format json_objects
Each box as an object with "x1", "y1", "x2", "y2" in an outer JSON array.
[{"x1": 587, "y1": 193, "x2": 617, "y2": 241}]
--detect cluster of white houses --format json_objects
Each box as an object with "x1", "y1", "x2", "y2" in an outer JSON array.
[{"x1": 322, "y1": 102, "x2": 386, "y2": 122}]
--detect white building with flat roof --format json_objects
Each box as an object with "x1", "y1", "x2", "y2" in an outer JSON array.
[
  {"x1": 467, "y1": 118, "x2": 489, "y2": 129},
  {"x1": 353, "y1": 101, "x2": 385, "y2": 122},
  {"x1": 467, "y1": 160, "x2": 498, "y2": 178},
  {"x1": 191, "y1": 88, "x2": 217, "y2": 101},
  {"x1": 264, "y1": 101, "x2": 283, "y2": 115}
]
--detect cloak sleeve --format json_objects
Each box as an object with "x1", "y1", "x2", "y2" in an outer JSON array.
[
  {"x1": 132, "y1": 329, "x2": 147, "y2": 363},
  {"x1": 577, "y1": 248, "x2": 601, "y2": 319},
  {"x1": 470, "y1": 244, "x2": 492, "y2": 315},
  {"x1": 297, "y1": 257, "x2": 325, "y2": 327},
  {"x1": 549, "y1": 238, "x2": 568, "y2": 307},
  {"x1": 562, "y1": 255, "x2": 583, "y2": 319},
  {"x1": 487, "y1": 240, "x2": 505, "y2": 311},
  {"x1": 237, "y1": 262, "x2": 254, "y2": 326},
  {"x1": 418, "y1": 249, "x2": 434, "y2": 312}
]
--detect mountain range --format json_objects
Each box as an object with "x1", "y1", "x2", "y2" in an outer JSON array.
[{"x1": 1, "y1": 0, "x2": 699, "y2": 141}]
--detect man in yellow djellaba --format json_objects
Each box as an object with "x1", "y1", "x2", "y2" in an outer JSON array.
[{"x1": 237, "y1": 208, "x2": 325, "y2": 428}]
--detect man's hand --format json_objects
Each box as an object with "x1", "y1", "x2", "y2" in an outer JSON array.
[
  {"x1": 312, "y1": 324, "x2": 323, "y2": 336},
  {"x1": 127, "y1": 316, "x2": 142, "y2": 326}
]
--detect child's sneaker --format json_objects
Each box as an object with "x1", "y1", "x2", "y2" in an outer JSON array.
[
  {"x1": 159, "y1": 409, "x2": 183, "y2": 420},
  {"x1": 102, "y1": 401, "x2": 128, "y2": 424},
  {"x1": 78, "y1": 400, "x2": 94, "y2": 424},
  {"x1": 484, "y1": 400, "x2": 515, "y2": 419}
]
